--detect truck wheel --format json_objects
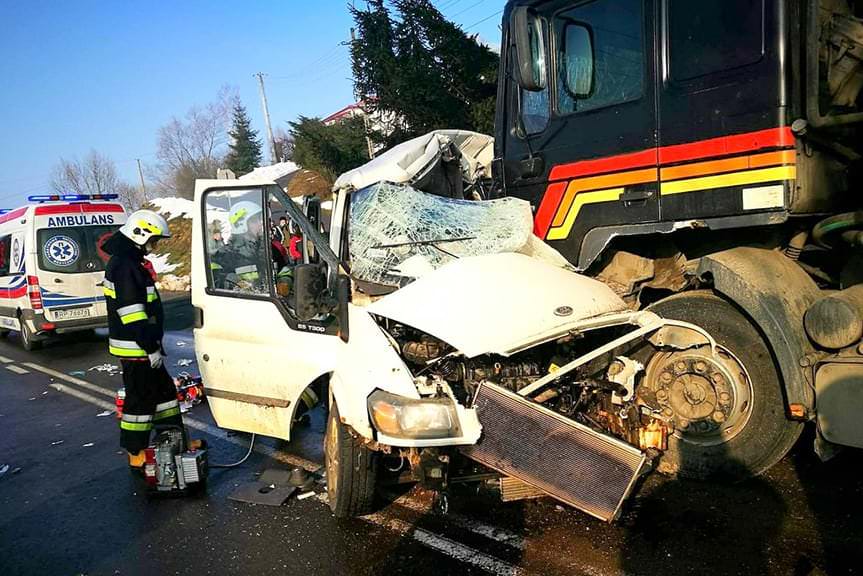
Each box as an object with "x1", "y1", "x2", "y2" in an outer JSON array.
[
  {"x1": 646, "y1": 290, "x2": 802, "y2": 480},
  {"x1": 324, "y1": 401, "x2": 377, "y2": 518},
  {"x1": 20, "y1": 320, "x2": 41, "y2": 351}
]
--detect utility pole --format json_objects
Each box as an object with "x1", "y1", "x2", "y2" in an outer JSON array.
[
  {"x1": 350, "y1": 28, "x2": 376, "y2": 160},
  {"x1": 254, "y1": 72, "x2": 278, "y2": 165},
  {"x1": 135, "y1": 158, "x2": 147, "y2": 199}
]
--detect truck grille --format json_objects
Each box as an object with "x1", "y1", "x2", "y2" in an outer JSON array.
[{"x1": 461, "y1": 382, "x2": 647, "y2": 522}]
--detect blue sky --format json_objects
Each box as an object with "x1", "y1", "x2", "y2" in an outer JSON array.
[{"x1": 0, "y1": 0, "x2": 504, "y2": 207}]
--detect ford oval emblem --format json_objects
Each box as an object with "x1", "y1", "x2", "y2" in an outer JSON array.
[{"x1": 554, "y1": 306, "x2": 573, "y2": 317}]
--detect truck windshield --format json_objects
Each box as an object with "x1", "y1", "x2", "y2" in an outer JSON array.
[{"x1": 37, "y1": 225, "x2": 119, "y2": 274}]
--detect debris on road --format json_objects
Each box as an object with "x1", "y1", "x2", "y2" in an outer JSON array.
[
  {"x1": 88, "y1": 364, "x2": 121, "y2": 376},
  {"x1": 228, "y1": 469, "x2": 298, "y2": 506},
  {"x1": 82, "y1": 443, "x2": 95, "y2": 447},
  {"x1": 96, "y1": 410, "x2": 113, "y2": 417},
  {"x1": 297, "y1": 491, "x2": 315, "y2": 501},
  {"x1": 0, "y1": 464, "x2": 9, "y2": 476},
  {"x1": 176, "y1": 358, "x2": 193, "y2": 367},
  {"x1": 68, "y1": 370, "x2": 86, "y2": 377},
  {"x1": 50, "y1": 440, "x2": 64, "y2": 446},
  {"x1": 176, "y1": 340, "x2": 187, "y2": 347}
]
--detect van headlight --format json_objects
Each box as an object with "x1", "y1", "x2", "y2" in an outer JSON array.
[{"x1": 368, "y1": 390, "x2": 461, "y2": 439}]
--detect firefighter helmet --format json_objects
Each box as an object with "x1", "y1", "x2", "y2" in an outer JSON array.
[
  {"x1": 228, "y1": 201, "x2": 264, "y2": 234},
  {"x1": 120, "y1": 209, "x2": 172, "y2": 246}
]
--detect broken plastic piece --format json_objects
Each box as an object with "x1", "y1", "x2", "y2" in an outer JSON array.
[
  {"x1": 296, "y1": 491, "x2": 315, "y2": 500},
  {"x1": 82, "y1": 443, "x2": 94, "y2": 447},
  {"x1": 96, "y1": 410, "x2": 113, "y2": 417}
]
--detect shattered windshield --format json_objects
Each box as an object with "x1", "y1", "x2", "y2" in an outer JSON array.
[{"x1": 349, "y1": 181, "x2": 534, "y2": 287}]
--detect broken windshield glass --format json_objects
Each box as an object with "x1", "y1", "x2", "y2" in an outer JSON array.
[{"x1": 349, "y1": 181, "x2": 535, "y2": 287}]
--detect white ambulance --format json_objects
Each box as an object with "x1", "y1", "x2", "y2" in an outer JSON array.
[{"x1": 0, "y1": 194, "x2": 127, "y2": 350}]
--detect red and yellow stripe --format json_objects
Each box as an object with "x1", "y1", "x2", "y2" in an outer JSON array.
[{"x1": 534, "y1": 127, "x2": 797, "y2": 241}]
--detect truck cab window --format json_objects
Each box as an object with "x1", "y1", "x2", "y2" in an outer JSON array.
[
  {"x1": 556, "y1": 0, "x2": 643, "y2": 114},
  {"x1": 668, "y1": 0, "x2": 764, "y2": 81},
  {"x1": 204, "y1": 189, "x2": 271, "y2": 296}
]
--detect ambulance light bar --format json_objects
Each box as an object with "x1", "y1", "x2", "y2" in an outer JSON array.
[{"x1": 28, "y1": 194, "x2": 119, "y2": 203}]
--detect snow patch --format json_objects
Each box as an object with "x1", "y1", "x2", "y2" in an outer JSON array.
[
  {"x1": 147, "y1": 253, "x2": 178, "y2": 274},
  {"x1": 150, "y1": 197, "x2": 195, "y2": 220}
]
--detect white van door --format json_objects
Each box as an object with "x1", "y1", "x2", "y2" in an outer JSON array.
[{"x1": 192, "y1": 185, "x2": 341, "y2": 440}]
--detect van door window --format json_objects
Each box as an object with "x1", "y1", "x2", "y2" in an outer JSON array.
[
  {"x1": 204, "y1": 188, "x2": 271, "y2": 296},
  {"x1": 556, "y1": 0, "x2": 644, "y2": 114},
  {"x1": 0, "y1": 236, "x2": 11, "y2": 276},
  {"x1": 36, "y1": 225, "x2": 119, "y2": 274},
  {"x1": 668, "y1": 0, "x2": 764, "y2": 82},
  {"x1": 268, "y1": 193, "x2": 319, "y2": 318}
]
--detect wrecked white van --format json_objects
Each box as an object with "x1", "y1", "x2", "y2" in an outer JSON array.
[{"x1": 192, "y1": 133, "x2": 738, "y2": 521}]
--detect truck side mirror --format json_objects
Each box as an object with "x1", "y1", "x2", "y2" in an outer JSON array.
[
  {"x1": 561, "y1": 22, "x2": 594, "y2": 99},
  {"x1": 292, "y1": 263, "x2": 326, "y2": 322},
  {"x1": 512, "y1": 6, "x2": 547, "y2": 92}
]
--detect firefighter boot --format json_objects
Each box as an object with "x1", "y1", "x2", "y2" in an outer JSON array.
[{"x1": 128, "y1": 450, "x2": 146, "y2": 469}]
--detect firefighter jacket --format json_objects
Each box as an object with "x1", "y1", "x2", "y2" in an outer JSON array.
[{"x1": 102, "y1": 232, "x2": 164, "y2": 359}]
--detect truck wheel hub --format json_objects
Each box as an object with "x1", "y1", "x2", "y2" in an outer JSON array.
[{"x1": 645, "y1": 347, "x2": 752, "y2": 446}]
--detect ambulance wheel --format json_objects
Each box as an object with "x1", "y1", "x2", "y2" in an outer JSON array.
[
  {"x1": 646, "y1": 291, "x2": 802, "y2": 480},
  {"x1": 325, "y1": 401, "x2": 377, "y2": 518},
  {"x1": 20, "y1": 321, "x2": 41, "y2": 351}
]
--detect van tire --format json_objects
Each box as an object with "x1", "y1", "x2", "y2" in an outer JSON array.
[
  {"x1": 325, "y1": 401, "x2": 377, "y2": 518},
  {"x1": 20, "y1": 320, "x2": 41, "y2": 351}
]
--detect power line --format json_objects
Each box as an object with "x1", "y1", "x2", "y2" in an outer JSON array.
[
  {"x1": 465, "y1": 9, "x2": 503, "y2": 30},
  {"x1": 449, "y1": 0, "x2": 490, "y2": 19}
]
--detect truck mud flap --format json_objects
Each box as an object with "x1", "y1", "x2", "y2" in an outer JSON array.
[{"x1": 461, "y1": 382, "x2": 647, "y2": 522}]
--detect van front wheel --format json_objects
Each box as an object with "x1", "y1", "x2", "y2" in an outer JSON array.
[
  {"x1": 20, "y1": 320, "x2": 41, "y2": 351},
  {"x1": 325, "y1": 401, "x2": 377, "y2": 518}
]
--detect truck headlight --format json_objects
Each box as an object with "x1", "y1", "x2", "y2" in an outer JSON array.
[{"x1": 368, "y1": 390, "x2": 461, "y2": 439}]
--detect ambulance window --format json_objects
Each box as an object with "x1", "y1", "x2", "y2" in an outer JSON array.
[
  {"x1": 204, "y1": 189, "x2": 270, "y2": 296},
  {"x1": 668, "y1": 0, "x2": 764, "y2": 81},
  {"x1": 0, "y1": 236, "x2": 10, "y2": 276},
  {"x1": 556, "y1": 0, "x2": 644, "y2": 114},
  {"x1": 36, "y1": 226, "x2": 118, "y2": 274}
]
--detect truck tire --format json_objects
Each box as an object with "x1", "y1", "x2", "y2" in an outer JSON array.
[
  {"x1": 324, "y1": 401, "x2": 377, "y2": 518},
  {"x1": 20, "y1": 320, "x2": 41, "y2": 351},
  {"x1": 646, "y1": 290, "x2": 802, "y2": 480}
]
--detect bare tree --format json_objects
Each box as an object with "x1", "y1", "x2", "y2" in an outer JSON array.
[
  {"x1": 51, "y1": 150, "x2": 122, "y2": 197},
  {"x1": 154, "y1": 85, "x2": 239, "y2": 199},
  {"x1": 116, "y1": 181, "x2": 150, "y2": 211}
]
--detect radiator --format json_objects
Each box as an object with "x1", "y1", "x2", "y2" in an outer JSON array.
[{"x1": 461, "y1": 382, "x2": 647, "y2": 522}]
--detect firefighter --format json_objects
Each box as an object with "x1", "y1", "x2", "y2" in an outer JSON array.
[{"x1": 102, "y1": 209, "x2": 190, "y2": 469}]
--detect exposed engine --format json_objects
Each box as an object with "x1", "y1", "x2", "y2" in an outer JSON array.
[{"x1": 386, "y1": 321, "x2": 670, "y2": 453}]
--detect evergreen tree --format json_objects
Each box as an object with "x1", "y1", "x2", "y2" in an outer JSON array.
[
  {"x1": 224, "y1": 104, "x2": 263, "y2": 175},
  {"x1": 289, "y1": 115, "x2": 370, "y2": 185},
  {"x1": 351, "y1": 0, "x2": 499, "y2": 146}
]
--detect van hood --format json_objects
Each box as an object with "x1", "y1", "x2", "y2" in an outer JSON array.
[{"x1": 367, "y1": 252, "x2": 627, "y2": 358}]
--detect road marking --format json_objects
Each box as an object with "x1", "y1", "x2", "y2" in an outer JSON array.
[
  {"x1": 0, "y1": 355, "x2": 14, "y2": 363},
  {"x1": 388, "y1": 492, "x2": 526, "y2": 549},
  {"x1": 6, "y1": 364, "x2": 29, "y2": 374},
  {"x1": 366, "y1": 513, "x2": 523, "y2": 575},
  {"x1": 26, "y1": 361, "x2": 320, "y2": 472}
]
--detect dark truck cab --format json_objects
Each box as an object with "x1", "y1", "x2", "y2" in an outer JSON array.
[{"x1": 495, "y1": 0, "x2": 863, "y2": 476}]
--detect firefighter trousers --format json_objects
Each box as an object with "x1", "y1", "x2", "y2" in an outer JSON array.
[{"x1": 119, "y1": 360, "x2": 183, "y2": 453}]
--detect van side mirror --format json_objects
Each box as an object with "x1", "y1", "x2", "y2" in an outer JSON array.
[
  {"x1": 292, "y1": 263, "x2": 327, "y2": 322},
  {"x1": 304, "y1": 197, "x2": 321, "y2": 231},
  {"x1": 336, "y1": 275, "x2": 350, "y2": 343},
  {"x1": 512, "y1": 7, "x2": 547, "y2": 92},
  {"x1": 561, "y1": 22, "x2": 594, "y2": 99}
]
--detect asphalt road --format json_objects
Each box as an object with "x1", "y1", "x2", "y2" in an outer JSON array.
[{"x1": 1, "y1": 300, "x2": 861, "y2": 576}]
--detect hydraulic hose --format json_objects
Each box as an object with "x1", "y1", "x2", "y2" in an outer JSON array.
[
  {"x1": 812, "y1": 211, "x2": 863, "y2": 248},
  {"x1": 210, "y1": 433, "x2": 256, "y2": 468}
]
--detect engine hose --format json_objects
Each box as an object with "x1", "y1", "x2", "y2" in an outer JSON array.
[
  {"x1": 210, "y1": 433, "x2": 256, "y2": 468},
  {"x1": 812, "y1": 211, "x2": 863, "y2": 248}
]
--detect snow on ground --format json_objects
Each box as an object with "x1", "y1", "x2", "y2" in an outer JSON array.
[
  {"x1": 150, "y1": 197, "x2": 195, "y2": 220},
  {"x1": 147, "y1": 253, "x2": 178, "y2": 274}
]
